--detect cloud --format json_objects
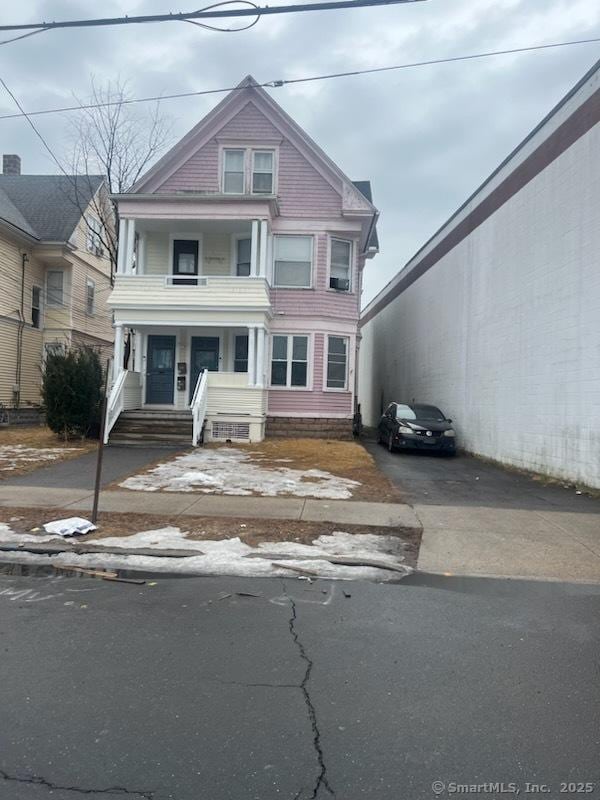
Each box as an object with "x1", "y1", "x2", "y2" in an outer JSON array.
[{"x1": 1, "y1": 0, "x2": 599, "y2": 304}]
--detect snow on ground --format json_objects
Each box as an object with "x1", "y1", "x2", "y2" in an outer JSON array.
[
  {"x1": 0, "y1": 525, "x2": 410, "y2": 582},
  {"x1": 0, "y1": 445, "x2": 81, "y2": 472},
  {"x1": 119, "y1": 448, "x2": 360, "y2": 499}
]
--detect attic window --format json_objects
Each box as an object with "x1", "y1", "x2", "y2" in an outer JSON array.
[
  {"x1": 252, "y1": 151, "x2": 273, "y2": 194},
  {"x1": 222, "y1": 147, "x2": 275, "y2": 194},
  {"x1": 223, "y1": 149, "x2": 245, "y2": 193},
  {"x1": 86, "y1": 214, "x2": 103, "y2": 255}
]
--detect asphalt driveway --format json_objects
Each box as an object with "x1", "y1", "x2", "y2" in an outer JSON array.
[{"x1": 365, "y1": 440, "x2": 600, "y2": 581}]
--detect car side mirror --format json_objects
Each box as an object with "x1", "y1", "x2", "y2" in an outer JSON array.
[{"x1": 447, "y1": 418, "x2": 452, "y2": 424}]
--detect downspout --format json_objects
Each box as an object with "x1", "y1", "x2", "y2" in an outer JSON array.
[{"x1": 14, "y1": 252, "x2": 29, "y2": 408}]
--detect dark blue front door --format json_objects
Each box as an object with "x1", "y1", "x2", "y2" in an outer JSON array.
[
  {"x1": 146, "y1": 335, "x2": 175, "y2": 404},
  {"x1": 190, "y1": 337, "x2": 219, "y2": 401}
]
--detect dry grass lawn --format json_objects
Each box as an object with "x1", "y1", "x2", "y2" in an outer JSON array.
[{"x1": 0, "y1": 425, "x2": 96, "y2": 480}]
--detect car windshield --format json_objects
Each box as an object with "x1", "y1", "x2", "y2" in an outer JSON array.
[{"x1": 396, "y1": 404, "x2": 445, "y2": 421}]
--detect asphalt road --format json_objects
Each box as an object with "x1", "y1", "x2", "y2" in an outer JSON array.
[{"x1": 1, "y1": 568, "x2": 598, "y2": 799}]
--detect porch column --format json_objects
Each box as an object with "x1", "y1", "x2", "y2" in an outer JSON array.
[
  {"x1": 125, "y1": 219, "x2": 136, "y2": 275},
  {"x1": 250, "y1": 220, "x2": 259, "y2": 277},
  {"x1": 137, "y1": 232, "x2": 146, "y2": 275},
  {"x1": 113, "y1": 324, "x2": 124, "y2": 382},
  {"x1": 247, "y1": 326, "x2": 256, "y2": 387},
  {"x1": 133, "y1": 330, "x2": 143, "y2": 372},
  {"x1": 116, "y1": 219, "x2": 128, "y2": 274},
  {"x1": 258, "y1": 220, "x2": 268, "y2": 278},
  {"x1": 256, "y1": 327, "x2": 265, "y2": 387}
]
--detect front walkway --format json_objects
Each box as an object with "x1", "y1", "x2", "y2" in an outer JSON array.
[{"x1": 365, "y1": 440, "x2": 600, "y2": 582}]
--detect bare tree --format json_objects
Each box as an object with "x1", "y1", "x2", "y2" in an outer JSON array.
[{"x1": 67, "y1": 77, "x2": 173, "y2": 280}]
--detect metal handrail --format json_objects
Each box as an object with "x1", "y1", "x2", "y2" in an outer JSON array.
[{"x1": 190, "y1": 369, "x2": 209, "y2": 446}]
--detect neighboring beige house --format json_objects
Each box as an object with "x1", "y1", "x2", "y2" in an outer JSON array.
[{"x1": 0, "y1": 155, "x2": 114, "y2": 424}]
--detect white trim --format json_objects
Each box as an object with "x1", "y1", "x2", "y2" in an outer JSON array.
[
  {"x1": 168, "y1": 232, "x2": 204, "y2": 276},
  {"x1": 272, "y1": 234, "x2": 314, "y2": 290},
  {"x1": 117, "y1": 218, "x2": 128, "y2": 274},
  {"x1": 86, "y1": 277, "x2": 96, "y2": 316},
  {"x1": 326, "y1": 235, "x2": 354, "y2": 294},
  {"x1": 267, "y1": 411, "x2": 353, "y2": 419},
  {"x1": 125, "y1": 219, "x2": 136, "y2": 275},
  {"x1": 259, "y1": 220, "x2": 268, "y2": 278},
  {"x1": 256, "y1": 326, "x2": 265, "y2": 388},
  {"x1": 268, "y1": 332, "x2": 313, "y2": 390},
  {"x1": 250, "y1": 220, "x2": 259, "y2": 277},
  {"x1": 137, "y1": 231, "x2": 146, "y2": 275},
  {"x1": 115, "y1": 319, "x2": 269, "y2": 328},
  {"x1": 247, "y1": 326, "x2": 256, "y2": 387},
  {"x1": 323, "y1": 333, "x2": 350, "y2": 392}
]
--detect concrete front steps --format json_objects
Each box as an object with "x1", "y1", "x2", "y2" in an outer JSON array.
[{"x1": 109, "y1": 410, "x2": 194, "y2": 447}]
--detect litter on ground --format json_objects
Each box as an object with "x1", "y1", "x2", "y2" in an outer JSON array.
[{"x1": 43, "y1": 517, "x2": 97, "y2": 537}]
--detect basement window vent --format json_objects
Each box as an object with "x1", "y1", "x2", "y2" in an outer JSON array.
[{"x1": 212, "y1": 421, "x2": 250, "y2": 441}]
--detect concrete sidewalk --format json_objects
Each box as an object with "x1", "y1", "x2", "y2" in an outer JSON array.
[{"x1": 0, "y1": 485, "x2": 420, "y2": 530}]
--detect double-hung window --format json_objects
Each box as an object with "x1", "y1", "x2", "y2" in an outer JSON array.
[
  {"x1": 47, "y1": 270, "x2": 64, "y2": 306},
  {"x1": 31, "y1": 286, "x2": 41, "y2": 329},
  {"x1": 86, "y1": 215, "x2": 102, "y2": 254},
  {"x1": 271, "y1": 334, "x2": 309, "y2": 388},
  {"x1": 330, "y1": 238, "x2": 352, "y2": 291},
  {"x1": 326, "y1": 336, "x2": 348, "y2": 390},
  {"x1": 273, "y1": 235, "x2": 312, "y2": 288},
  {"x1": 234, "y1": 335, "x2": 249, "y2": 373},
  {"x1": 86, "y1": 278, "x2": 96, "y2": 315},
  {"x1": 223, "y1": 149, "x2": 245, "y2": 193},
  {"x1": 252, "y1": 151, "x2": 274, "y2": 194},
  {"x1": 235, "y1": 237, "x2": 252, "y2": 277}
]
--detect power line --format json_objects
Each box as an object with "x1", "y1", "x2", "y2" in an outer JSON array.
[
  {"x1": 0, "y1": 35, "x2": 599, "y2": 122},
  {"x1": 0, "y1": 0, "x2": 425, "y2": 33}
]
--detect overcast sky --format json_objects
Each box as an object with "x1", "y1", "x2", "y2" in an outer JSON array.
[{"x1": 1, "y1": 0, "x2": 599, "y2": 304}]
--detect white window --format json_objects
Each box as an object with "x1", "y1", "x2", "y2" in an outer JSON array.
[
  {"x1": 223, "y1": 149, "x2": 245, "y2": 194},
  {"x1": 326, "y1": 336, "x2": 348, "y2": 390},
  {"x1": 271, "y1": 334, "x2": 308, "y2": 388},
  {"x1": 273, "y1": 236, "x2": 312, "y2": 288},
  {"x1": 330, "y1": 238, "x2": 352, "y2": 291},
  {"x1": 252, "y1": 151, "x2": 274, "y2": 194},
  {"x1": 46, "y1": 270, "x2": 64, "y2": 306},
  {"x1": 235, "y1": 237, "x2": 252, "y2": 277},
  {"x1": 86, "y1": 215, "x2": 102, "y2": 254},
  {"x1": 31, "y1": 286, "x2": 41, "y2": 329},
  {"x1": 86, "y1": 278, "x2": 95, "y2": 315}
]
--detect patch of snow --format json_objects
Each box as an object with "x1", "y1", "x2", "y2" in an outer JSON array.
[
  {"x1": 0, "y1": 444, "x2": 81, "y2": 472},
  {"x1": 0, "y1": 524, "x2": 410, "y2": 582},
  {"x1": 119, "y1": 448, "x2": 360, "y2": 499}
]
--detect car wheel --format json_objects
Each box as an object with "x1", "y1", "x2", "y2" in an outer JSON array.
[{"x1": 388, "y1": 433, "x2": 395, "y2": 453}]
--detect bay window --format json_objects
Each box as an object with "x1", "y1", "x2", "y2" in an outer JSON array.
[
  {"x1": 271, "y1": 334, "x2": 309, "y2": 388},
  {"x1": 326, "y1": 335, "x2": 348, "y2": 390},
  {"x1": 273, "y1": 235, "x2": 312, "y2": 288},
  {"x1": 330, "y1": 238, "x2": 352, "y2": 291},
  {"x1": 46, "y1": 270, "x2": 64, "y2": 306}
]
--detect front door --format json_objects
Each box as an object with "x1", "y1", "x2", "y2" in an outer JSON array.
[
  {"x1": 146, "y1": 335, "x2": 176, "y2": 405},
  {"x1": 190, "y1": 337, "x2": 219, "y2": 400}
]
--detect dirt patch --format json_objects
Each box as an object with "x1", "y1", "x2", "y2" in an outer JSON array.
[
  {"x1": 0, "y1": 506, "x2": 421, "y2": 568},
  {"x1": 109, "y1": 439, "x2": 404, "y2": 503},
  {"x1": 0, "y1": 426, "x2": 95, "y2": 480}
]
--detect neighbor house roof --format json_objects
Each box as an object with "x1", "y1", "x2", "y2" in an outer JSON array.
[
  {"x1": 353, "y1": 181, "x2": 379, "y2": 250},
  {"x1": 0, "y1": 174, "x2": 104, "y2": 242}
]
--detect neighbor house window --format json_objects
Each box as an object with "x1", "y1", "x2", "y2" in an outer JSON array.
[
  {"x1": 86, "y1": 215, "x2": 102, "y2": 254},
  {"x1": 329, "y1": 238, "x2": 352, "y2": 291},
  {"x1": 326, "y1": 336, "x2": 348, "y2": 389},
  {"x1": 46, "y1": 270, "x2": 64, "y2": 306},
  {"x1": 31, "y1": 286, "x2": 41, "y2": 328},
  {"x1": 86, "y1": 278, "x2": 95, "y2": 315},
  {"x1": 235, "y1": 238, "x2": 251, "y2": 277},
  {"x1": 234, "y1": 335, "x2": 249, "y2": 372},
  {"x1": 252, "y1": 151, "x2": 274, "y2": 194},
  {"x1": 223, "y1": 149, "x2": 245, "y2": 193},
  {"x1": 271, "y1": 334, "x2": 308, "y2": 388},
  {"x1": 273, "y1": 236, "x2": 312, "y2": 288}
]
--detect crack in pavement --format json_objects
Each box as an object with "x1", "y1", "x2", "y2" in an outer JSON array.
[
  {"x1": 282, "y1": 582, "x2": 335, "y2": 799},
  {"x1": 213, "y1": 678, "x2": 300, "y2": 689},
  {"x1": 0, "y1": 769, "x2": 154, "y2": 799}
]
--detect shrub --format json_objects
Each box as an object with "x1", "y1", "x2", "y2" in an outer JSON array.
[{"x1": 42, "y1": 347, "x2": 104, "y2": 439}]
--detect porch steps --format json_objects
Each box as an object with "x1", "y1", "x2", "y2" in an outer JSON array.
[{"x1": 109, "y1": 410, "x2": 194, "y2": 447}]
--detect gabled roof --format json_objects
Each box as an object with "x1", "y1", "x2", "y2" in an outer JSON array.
[
  {"x1": 0, "y1": 174, "x2": 104, "y2": 242},
  {"x1": 132, "y1": 76, "x2": 376, "y2": 216},
  {"x1": 353, "y1": 181, "x2": 379, "y2": 250}
]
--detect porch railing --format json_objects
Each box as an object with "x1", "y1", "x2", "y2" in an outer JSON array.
[
  {"x1": 190, "y1": 368, "x2": 209, "y2": 446},
  {"x1": 104, "y1": 370, "x2": 143, "y2": 444}
]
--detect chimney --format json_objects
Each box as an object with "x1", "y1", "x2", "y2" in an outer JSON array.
[{"x1": 3, "y1": 154, "x2": 21, "y2": 175}]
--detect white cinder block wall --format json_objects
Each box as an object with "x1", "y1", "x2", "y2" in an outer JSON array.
[{"x1": 359, "y1": 63, "x2": 600, "y2": 489}]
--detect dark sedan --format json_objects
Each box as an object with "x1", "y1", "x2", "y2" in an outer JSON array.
[{"x1": 377, "y1": 402, "x2": 456, "y2": 455}]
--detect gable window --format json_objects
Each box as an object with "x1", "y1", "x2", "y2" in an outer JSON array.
[
  {"x1": 46, "y1": 270, "x2": 64, "y2": 306},
  {"x1": 86, "y1": 215, "x2": 103, "y2": 254},
  {"x1": 235, "y1": 238, "x2": 252, "y2": 277},
  {"x1": 252, "y1": 151, "x2": 273, "y2": 194},
  {"x1": 330, "y1": 238, "x2": 352, "y2": 291},
  {"x1": 326, "y1": 336, "x2": 348, "y2": 390},
  {"x1": 86, "y1": 278, "x2": 96, "y2": 315},
  {"x1": 234, "y1": 335, "x2": 249, "y2": 372},
  {"x1": 273, "y1": 235, "x2": 312, "y2": 288},
  {"x1": 31, "y1": 286, "x2": 41, "y2": 329},
  {"x1": 271, "y1": 334, "x2": 308, "y2": 388},
  {"x1": 172, "y1": 239, "x2": 199, "y2": 284},
  {"x1": 223, "y1": 149, "x2": 245, "y2": 194}
]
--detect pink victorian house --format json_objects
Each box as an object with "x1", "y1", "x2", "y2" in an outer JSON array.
[{"x1": 105, "y1": 76, "x2": 379, "y2": 445}]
